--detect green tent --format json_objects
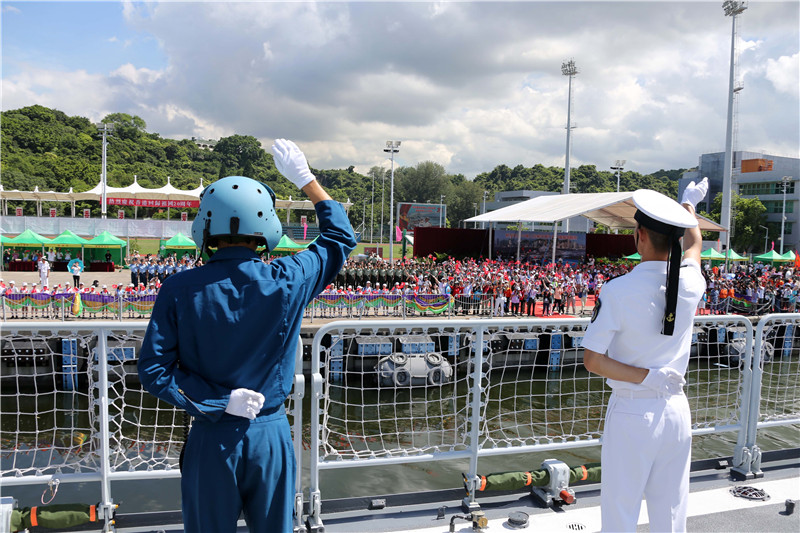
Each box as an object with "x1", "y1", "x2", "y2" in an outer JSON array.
[
  {"x1": 49, "y1": 230, "x2": 89, "y2": 247},
  {"x1": 725, "y1": 249, "x2": 747, "y2": 261},
  {"x1": 700, "y1": 248, "x2": 726, "y2": 260},
  {"x1": 270, "y1": 234, "x2": 308, "y2": 256},
  {"x1": 46, "y1": 230, "x2": 88, "y2": 264},
  {"x1": 273, "y1": 235, "x2": 306, "y2": 251},
  {"x1": 84, "y1": 231, "x2": 126, "y2": 264},
  {"x1": 84, "y1": 231, "x2": 126, "y2": 248},
  {"x1": 164, "y1": 232, "x2": 197, "y2": 249},
  {"x1": 780, "y1": 250, "x2": 796, "y2": 262},
  {"x1": 623, "y1": 252, "x2": 641, "y2": 261},
  {"x1": 754, "y1": 249, "x2": 793, "y2": 263},
  {"x1": 6, "y1": 229, "x2": 52, "y2": 246}
]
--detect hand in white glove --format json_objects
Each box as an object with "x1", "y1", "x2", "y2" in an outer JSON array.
[
  {"x1": 681, "y1": 177, "x2": 709, "y2": 208},
  {"x1": 271, "y1": 138, "x2": 316, "y2": 189},
  {"x1": 225, "y1": 388, "x2": 265, "y2": 420},
  {"x1": 641, "y1": 367, "x2": 686, "y2": 395}
]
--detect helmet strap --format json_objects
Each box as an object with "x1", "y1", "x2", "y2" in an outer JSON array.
[{"x1": 202, "y1": 219, "x2": 215, "y2": 259}]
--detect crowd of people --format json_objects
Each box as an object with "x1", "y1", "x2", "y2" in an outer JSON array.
[
  {"x1": 1, "y1": 250, "x2": 798, "y2": 318},
  {"x1": 319, "y1": 253, "x2": 798, "y2": 316}
]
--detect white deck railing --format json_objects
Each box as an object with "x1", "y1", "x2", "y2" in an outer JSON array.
[{"x1": 1, "y1": 315, "x2": 798, "y2": 532}]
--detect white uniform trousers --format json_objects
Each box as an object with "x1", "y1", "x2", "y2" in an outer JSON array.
[{"x1": 600, "y1": 392, "x2": 691, "y2": 533}]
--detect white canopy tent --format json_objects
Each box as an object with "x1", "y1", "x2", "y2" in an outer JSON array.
[
  {"x1": 465, "y1": 192, "x2": 726, "y2": 263},
  {"x1": 0, "y1": 180, "x2": 351, "y2": 219}
]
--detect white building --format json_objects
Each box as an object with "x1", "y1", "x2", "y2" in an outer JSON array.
[{"x1": 679, "y1": 151, "x2": 799, "y2": 252}]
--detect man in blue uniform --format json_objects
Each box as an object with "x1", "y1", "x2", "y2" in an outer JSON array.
[
  {"x1": 138, "y1": 139, "x2": 356, "y2": 533},
  {"x1": 581, "y1": 179, "x2": 708, "y2": 532}
]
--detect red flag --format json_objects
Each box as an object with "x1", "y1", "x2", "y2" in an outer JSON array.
[
  {"x1": 795, "y1": 250, "x2": 800, "y2": 269},
  {"x1": 771, "y1": 241, "x2": 775, "y2": 251},
  {"x1": 395, "y1": 226, "x2": 402, "y2": 242},
  {"x1": 303, "y1": 221, "x2": 308, "y2": 240}
]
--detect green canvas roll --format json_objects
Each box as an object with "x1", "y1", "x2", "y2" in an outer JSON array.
[
  {"x1": 466, "y1": 462, "x2": 601, "y2": 493},
  {"x1": 10, "y1": 503, "x2": 99, "y2": 531}
]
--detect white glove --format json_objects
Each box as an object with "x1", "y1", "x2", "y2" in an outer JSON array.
[
  {"x1": 681, "y1": 177, "x2": 709, "y2": 208},
  {"x1": 225, "y1": 388, "x2": 265, "y2": 420},
  {"x1": 641, "y1": 367, "x2": 686, "y2": 395},
  {"x1": 271, "y1": 138, "x2": 316, "y2": 189}
]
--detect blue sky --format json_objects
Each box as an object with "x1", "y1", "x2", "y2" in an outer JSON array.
[
  {"x1": 3, "y1": 2, "x2": 165, "y2": 76},
  {"x1": 2, "y1": 1, "x2": 799, "y2": 178}
]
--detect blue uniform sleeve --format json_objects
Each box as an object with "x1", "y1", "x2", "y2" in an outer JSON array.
[
  {"x1": 283, "y1": 199, "x2": 357, "y2": 305},
  {"x1": 138, "y1": 283, "x2": 231, "y2": 421}
]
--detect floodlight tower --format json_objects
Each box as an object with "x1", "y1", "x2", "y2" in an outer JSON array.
[
  {"x1": 96, "y1": 122, "x2": 115, "y2": 219},
  {"x1": 780, "y1": 176, "x2": 792, "y2": 254},
  {"x1": 611, "y1": 160, "x2": 626, "y2": 193},
  {"x1": 562, "y1": 59, "x2": 578, "y2": 233},
  {"x1": 384, "y1": 141, "x2": 401, "y2": 264},
  {"x1": 721, "y1": 0, "x2": 747, "y2": 267}
]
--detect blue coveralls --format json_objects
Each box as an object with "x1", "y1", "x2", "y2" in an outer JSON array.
[{"x1": 138, "y1": 200, "x2": 355, "y2": 533}]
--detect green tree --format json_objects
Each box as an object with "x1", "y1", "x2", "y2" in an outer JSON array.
[
  {"x1": 102, "y1": 113, "x2": 147, "y2": 141},
  {"x1": 395, "y1": 161, "x2": 451, "y2": 204},
  {"x1": 213, "y1": 135, "x2": 266, "y2": 178},
  {"x1": 704, "y1": 192, "x2": 767, "y2": 252}
]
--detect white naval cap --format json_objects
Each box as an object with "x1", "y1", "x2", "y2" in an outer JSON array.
[{"x1": 632, "y1": 189, "x2": 697, "y2": 232}]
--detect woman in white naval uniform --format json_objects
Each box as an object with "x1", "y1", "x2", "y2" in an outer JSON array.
[{"x1": 581, "y1": 179, "x2": 708, "y2": 532}]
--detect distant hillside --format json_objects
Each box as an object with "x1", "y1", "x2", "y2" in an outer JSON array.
[{"x1": 1, "y1": 105, "x2": 685, "y2": 227}]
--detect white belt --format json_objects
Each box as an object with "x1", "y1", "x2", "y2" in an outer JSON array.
[{"x1": 612, "y1": 388, "x2": 683, "y2": 399}]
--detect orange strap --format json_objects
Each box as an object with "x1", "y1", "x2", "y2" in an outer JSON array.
[
  {"x1": 30, "y1": 507, "x2": 38, "y2": 527},
  {"x1": 524, "y1": 472, "x2": 532, "y2": 486},
  {"x1": 90, "y1": 504, "x2": 97, "y2": 522},
  {"x1": 479, "y1": 476, "x2": 487, "y2": 491},
  {"x1": 580, "y1": 465, "x2": 588, "y2": 481}
]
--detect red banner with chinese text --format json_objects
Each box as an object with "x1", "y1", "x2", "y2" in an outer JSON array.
[{"x1": 107, "y1": 198, "x2": 199, "y2": 208}]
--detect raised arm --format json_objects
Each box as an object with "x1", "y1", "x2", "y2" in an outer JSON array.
[{"x1": 680, "y1": 177, "x2": 708, "y2": 264}]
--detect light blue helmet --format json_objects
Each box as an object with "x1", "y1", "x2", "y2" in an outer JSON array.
[{"x1": 191, "y1": 176, "x2": 282, "y2": 253}]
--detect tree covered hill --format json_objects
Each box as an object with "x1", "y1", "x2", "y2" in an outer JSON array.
[{"x1": 1, "y1": 105, "x2": 684, "y2": 229}]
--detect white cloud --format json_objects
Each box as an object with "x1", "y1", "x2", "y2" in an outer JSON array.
[
  {"x1": 3, "y1": 1, "x2": 798, "y2": 178},
  {"x1": 765, "y1": 53, "x2": 800, "y2": 95}
]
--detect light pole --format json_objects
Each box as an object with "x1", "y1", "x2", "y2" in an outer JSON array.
[
  {"x1": 473, "y1": 202, "x2": 478, "y2": 229},
  {"x1": 96, "y1": 122, "x2": 115, "y2": 219},
  {"x1": 721, "y1": 1, "x2": 747, "y2": 270},
  {"x1": 384, "y1": 141, "x2": 401, "y2": 263},
  {"x1": 780, "y1": 176, "x2": 792, "y2": 254},
  {"x1": 758, "y1": 224, "x2": 768, "y2": 254},
  {"x1": 482, "y1": 190, "x2": 489, "y2": 229},
  {"x1": 562, "y1": 59, "x2": 578, "y2": 233},
  {"x1": 611, "y1": 160, "x2": 626, "y2": 193},
  {"x1": 370, "y1": 172, "x2": 375, "y2": 243},
  {"x1": 380, "y1": 171, "x2": 385, "y2": 251},
  {"x1": 439, "y1": 194, "x2": 446, "y2": 227}
]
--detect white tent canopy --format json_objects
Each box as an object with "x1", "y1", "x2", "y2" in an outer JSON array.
[
  {"x1": 466, "y1": 192, "x2": 725, "y2": 232},
  {"x1": 1, "y1": 180, "x2": 352, "y2": 217}
]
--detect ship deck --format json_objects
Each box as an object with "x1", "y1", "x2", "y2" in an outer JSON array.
[{"x1": 93, "y1": 449, "x2": 799, "y2": 532}]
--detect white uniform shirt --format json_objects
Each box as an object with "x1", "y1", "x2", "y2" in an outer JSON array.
[{"x1": 581, "y1": 259, "x2": 706, "y2": 391}]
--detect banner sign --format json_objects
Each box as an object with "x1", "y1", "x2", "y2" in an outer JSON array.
[
  {"x1": 180, "y1": 212, "x2": 188, "y2": 222},
  {"x1": 83, "y1": 209, "x2": 91, "y2": 219},
  {"x1": 493, "y1": 230, "x2": 587, "y2": 265},
  {"x1": 107, "y1": 198, "x2": 199, "y2": 208},
  {"x1": 118, "y1": 210, "x2": 125, "y2": 220},
  {"x1": 397, "y1": 202, "x2": 446, "y2": 230},
  {"x1": 50, "y1": 208, "x2": 57, "y2": 217},
  {"x1": 16, "y1": 207, "x2": 23, "y2": 217}
]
